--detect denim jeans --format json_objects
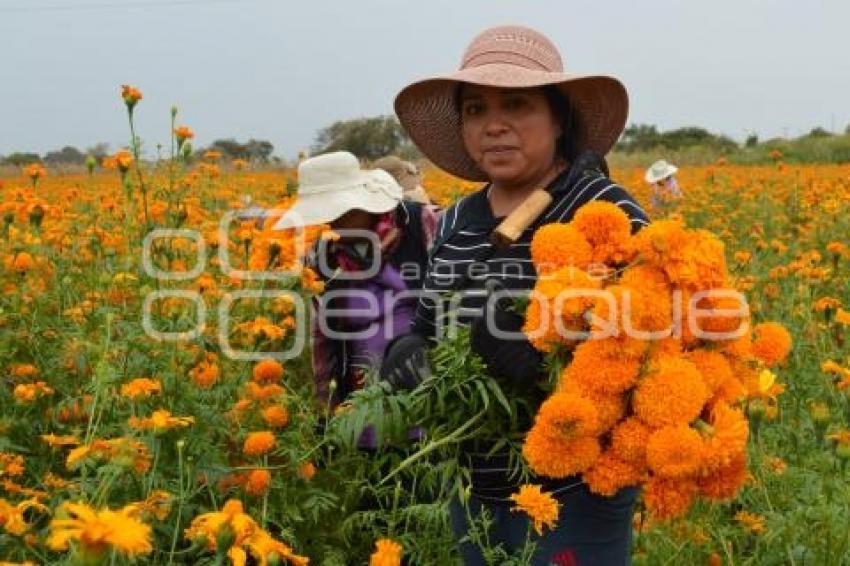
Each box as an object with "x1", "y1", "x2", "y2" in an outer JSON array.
[{"x1": 449, "y1": 484, "x2": 638, "y2": 565}]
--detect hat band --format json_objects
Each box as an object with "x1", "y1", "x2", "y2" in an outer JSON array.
[{"x1": 463, "y1": 50, "x2": 553, "y2": 71}]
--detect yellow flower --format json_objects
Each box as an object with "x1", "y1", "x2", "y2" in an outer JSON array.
[
  {"x1": 370, "y1": 538, "x2": 403, "y2": 566},
  {"x1": 48, "y1": 501, "x2": 153, "y2": 558},
  {"x1": 509, "y1": 484, "x2": 560, "y2": 536},
  {"x1": 120, "y1": 378, "x2": 162, "y2": 399},
  {"x1": 734, "y1": 510, "x2": 766, "y2": 535},
  {"x1": 836, "y1": 308, "x2": 850, "y2": 326},
  {"x1": 128, "y1": 409, "x2": 194, "y2": 433},
  {"x1": 0, "y1": 498, "x2": 48, "y2": 536}
]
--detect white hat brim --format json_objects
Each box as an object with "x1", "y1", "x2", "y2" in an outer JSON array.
[
  {"x1": 645, "y1": 164, "x2": 679, "y2": 184},
  {"x1": 272, "y1": 171, "x2": 401, "y2": 230}
]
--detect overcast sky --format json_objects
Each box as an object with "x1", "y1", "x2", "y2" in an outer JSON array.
[{"x1": 1, "y1": 0, "x2": 847, "y2": 159}]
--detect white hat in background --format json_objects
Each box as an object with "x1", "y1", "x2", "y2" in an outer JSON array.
[
  {"x1": 645, "y1": 159, "x2": 679, "y2": 184},
  {"x1": 272, "y1": 151, "x2": 402, "y2": 230}
]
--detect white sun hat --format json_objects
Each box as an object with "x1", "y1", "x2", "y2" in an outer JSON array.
[
  {"x1": 272, "y1": 151, "x2": 403, "y2": 230},
  {"x1": 645, "y1": 159, "x2": 679, "y2": 184}
]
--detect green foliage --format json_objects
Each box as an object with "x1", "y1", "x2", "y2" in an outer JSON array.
[{"x1": 312, "y1": 115, "x2": 420, "y2": 161}]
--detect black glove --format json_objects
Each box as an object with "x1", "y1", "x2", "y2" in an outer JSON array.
[
  {"x1": 470, "y1": 281, "x2": 544, "y2": 387},
  {"x1": 380, "y1": 333, "x2": 432, "y2": 391}
]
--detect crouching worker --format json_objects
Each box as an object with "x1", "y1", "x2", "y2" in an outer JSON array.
[{"x1": 272, "y1": 151, "x2": 437, "y2": 447}]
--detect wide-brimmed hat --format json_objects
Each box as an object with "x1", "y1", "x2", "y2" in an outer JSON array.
[
  {"x1": 394, "y1": 25, "x2": 628, "y2": 182},
  {"x1": 372, "y1": 155, "x2": 432, "y2": 205},
  {"x1": 645, "y1": 159, "x2": 679, "y2": 184},
  {"x1": 272, "y1": 151, "x2": 402, "y2": 230}
]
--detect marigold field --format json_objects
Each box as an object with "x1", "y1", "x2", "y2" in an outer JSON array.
[{"x1": 2, "y1": 101, "x2": 850, "y2": 565}]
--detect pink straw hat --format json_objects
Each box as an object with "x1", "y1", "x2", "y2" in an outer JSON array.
[{"x1": 394, "y1": 25, "x2": 628, "y2": 181}]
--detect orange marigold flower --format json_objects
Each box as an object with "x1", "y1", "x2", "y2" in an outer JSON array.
[
  {"x1": 243, "y1": 431, "x2": 276, "y2": 457},
  {"x1": 530, "y1": 223, "x2": 593, "y2": 273},
  {"x1": 121, "y1": 84, "x2": 143, "y2": 108},
  {"x1": 252, "y1": 359, "x2": 284, "y2": 383},
  {"x1": 634, "y1": 356, "x2": 709, "y2": 428},
  {"x1": 646, "y1": 426, "x2": 704, "y2": 478},
  {"x1": 611, "y1": 417, "x2": 651, "y2": 467},
  {"x1": 120, "y1": 378, "x2": 162, "y2": 399},
  {"x1": 189, "y1": 353, "x2": 220, "y2": 389},
  {"x1": 584, "y1": 451, "x2": 643, "y2": 497},
  {"x1": 751, "y1": 322, "x2": 792, "y2": 366},
  {"x1": 698, "y1": 452, "x2": 747, "y2": 501},
  {"x1": 244, "y1": 469, "x2": 271, "y2": 496},
  {"x1": 246, "y1": 382, "x2": 286, "y2": 402},
  {"x1": 643, "y1": 476, "x2": 698, "y2": 521},
  {"x1": 534, "y1": 391, "x2": 599, "y2": 439},
  {"x1": 370, "y1": 538, "x2": 403, "y2": 566},
  {"x1": 699, "y1": 403, "x2": 749, "y2": 472},
  {"x1": 24, "y1": 163, "x2": 47, "y2": 181},
  {"x1": 561, "y1": 339, "x2": 642, "y2": 395},
  {"x1": 0, "y1": 453, "x2": 26, "y2": 478},
  {"x1": 571, "y1": 201, "x2": 633, "y2": 265},
  {"x1": 836, "y1": 308, "x2": 850, "y2": 326},
  {"x1": 10, "y1": 363, "x2": 38, "y2": 379},
  {"x1": 685, "y1": 350, "x2": 735, "y2": 395},
  {"x1": 114, "y1": 150, "x2": 134, "y2": 173},
  {"x1": 523, "y1": 428, "x2": 600, "y2": 479},
  {"x1": 509, "y1": 484, "x2": 560, "y2": 536},
  {"x1": 173, "y1": 126, "x2": 194, "y2": 143},
  {"x1": 297, "y1": 461, "x2": 316, "y2": 481},
  {"x1": 13, "y1": 381, "x2": 54, "y2": 403},
  {"x1": 261, "y1": 405, "x2": 289, "y2": 428},
  {"x1": 11, "y1": 252, "x2": 34, "y2": 273}
]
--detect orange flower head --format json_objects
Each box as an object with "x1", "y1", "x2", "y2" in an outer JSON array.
[
  {"x1": 571, "y1": 201, "x2": 633, "y2": 265},
  {"x1": 244, "y1": 469, "x2": 271, "y2": 496},
  {"x1": 174, "y1": 126, "x2": 194, "y2": 143},
  {"x1": 370, "y1": 538, "x2": 403, "y2": 566},
  {"x1": 121, "y1": 85, "x2": 143, "y2": 109},
  {"x1": 751, "y1": 322, "x2": 792, "y2": 367},
  {"x1": 646, "y1": 426, "x2": 704, "y2": 478},
  {"x1": 584, "y1": 451, "x2": 643, "y2": 497},
  {"x1": 698, "y1": 451, "x2": 747, "y2": 501},
  {"x1": 643, "y1": 476, "x2": 698, "y2": 521},
  {"x1": 509, "y1": 484, "x2": 560, "y2": 535},
  {"x1": 634, "y1": 356, "x2": 709, "y2": 428},
  {"x1": 252, "y1": 359, "x2": 284, "y2": 383},
  {"x1": 523, "y1": 427, "x2": 600, "y2": 479},
  {"x1": 243, "y1": 431, "x2": 276, "y2": 457},
  {"x1": 530, "y1": 223, "x2": 593, "y2": 272},
  {"x1": 261, "y1": 405, "x2": 289, "y2": 428}
]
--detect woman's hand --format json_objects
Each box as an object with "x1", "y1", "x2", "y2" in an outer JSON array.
[{"x1": 470, "y1": 282, "x2": 544, "y2": 387}]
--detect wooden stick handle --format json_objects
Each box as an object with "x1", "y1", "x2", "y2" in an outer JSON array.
[{"x1": 490, "y1": 189, "x2": 553, "y2": 248}]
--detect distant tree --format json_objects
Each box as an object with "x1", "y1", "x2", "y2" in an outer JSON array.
[
  {"x1": 312, "y1": 115, "x2": 415, "y2": 161},
  {"x1": 44, "y1": 146, "x2": 86, "y2": 166},
  {"x1": 845, "y1": 124, "x2": 850, "y2": 135},
  {"x1": 616, "y1": 123, "x2": 661, "y2": 152},
  {"x1": 2, "y1": 152, "x2": 42, "y2": 166},
  {"x1": 244, "y1": 139, "x2": 274, "y2": 163},
  {"x1": 806, "y1": 127, "x2": 832, "y2": 138},
  {"x1": 745, "y1": 134, "x2": 759, "y2": 147},
  {"x1": 86, "y1": 143, "x2": 110, "y2": 160}
]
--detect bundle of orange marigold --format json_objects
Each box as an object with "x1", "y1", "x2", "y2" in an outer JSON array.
[{"x1": 521, "y1": 202, "x2": 792, "y2": 520}]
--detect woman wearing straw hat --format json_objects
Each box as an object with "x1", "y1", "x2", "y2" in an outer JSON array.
[
  {"x1": 645, "y1": 159, "x2": 683, "y2": 215},
  {"x1": 273, "y1": 151, "x2": 437, "y2": 431},
  {"x1": 383, "y1": 25, "x2": 650, "y2": 564}
]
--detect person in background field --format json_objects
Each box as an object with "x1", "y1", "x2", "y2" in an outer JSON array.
[
  {"x1": 645, "y1": 159, "x2": 683, "y2": 214},
  {"x1": 373, "y1": 155, "x2": 433, "y2": 206},
  {"x1": 272, "y1": 151, "x2": 437, "y2": 446},
  {"x1": 382, "y1": 24, "x2": 650, "y2": 565}
]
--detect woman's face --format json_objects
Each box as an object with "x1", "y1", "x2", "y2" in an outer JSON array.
[{"x1": 460, "y1": 85, "x2": 562, "y2": 188}]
